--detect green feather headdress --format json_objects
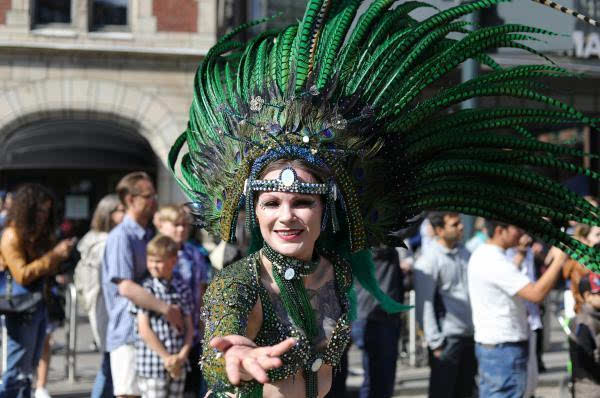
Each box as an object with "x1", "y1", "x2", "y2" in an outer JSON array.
[{"x1": 170, "y1": 0, "x2": 600, "y2": 272}]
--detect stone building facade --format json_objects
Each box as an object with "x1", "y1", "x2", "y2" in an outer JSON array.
[
  {"x1": 1, "y1": 0, "x2": 599, "y2": 227},
  {"x1": 0, "y1": 0, "x2": 220, "y2": 224}
]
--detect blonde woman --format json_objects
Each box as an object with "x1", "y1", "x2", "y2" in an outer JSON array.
[{"x1": 75, "y1": 194, "x2": 125, "y2": 398}]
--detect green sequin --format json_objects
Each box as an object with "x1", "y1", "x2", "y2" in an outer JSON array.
[{"x1": 201, "y1": 251, "x2": 352, "y2": 397}]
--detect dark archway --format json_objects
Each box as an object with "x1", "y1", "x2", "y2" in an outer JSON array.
[{"x1": 0, "y1": 118, "x2": 157, "y2": 236}]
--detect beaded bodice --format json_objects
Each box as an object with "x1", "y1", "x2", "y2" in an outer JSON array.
[{"x1": 201, "y1": 251, "x2": 352, "y2": 397}]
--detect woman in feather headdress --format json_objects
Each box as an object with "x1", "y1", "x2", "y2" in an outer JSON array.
[{"x1": 169, "y1": 0, "x2": 600, "y2": 396}]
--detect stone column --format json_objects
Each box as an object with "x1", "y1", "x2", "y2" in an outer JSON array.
[
  {"x1": 132, "y1": 0, "x2": 157, "y2": 34},
  {"x1": 5, "y1": 0, "x2": 29, "y2": 30},
  {"x1": 197, "y1": 0, "x2": 216, "y2": 39}
]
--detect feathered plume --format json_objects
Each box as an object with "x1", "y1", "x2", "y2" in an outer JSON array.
[{"x1": 170, "y1": 0, "x2": 600, "y2": 271}]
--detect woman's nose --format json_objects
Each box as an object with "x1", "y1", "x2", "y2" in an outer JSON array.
[{"x1": 278, "y1": 203, "x2": 295, "y2": 222}]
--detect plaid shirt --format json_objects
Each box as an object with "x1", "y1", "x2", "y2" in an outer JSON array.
[{"x1": 131, "y1": 274, "x2": 193, "y2": 379}]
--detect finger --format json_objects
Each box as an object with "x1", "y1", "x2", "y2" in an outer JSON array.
[
  {"x1": 256, "y1": 355, "x2": 283, "y2": 371},
  {"x1": 267, "y1": 337, "x2": 297, "y2": 357},
  {"x1": 225, "y1": 356, "x2": 242, "y2": 385},
  {"x1": 210, "y1": 335, "x2": 257, "y2": 351},
  {"x1": 210, "y1": 337, "x2": 234, "y2": 352},
  {"x1": 242, "y1": 357, "x2": 269, "y2": 384}
]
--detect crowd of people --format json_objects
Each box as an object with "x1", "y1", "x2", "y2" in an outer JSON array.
[
  {"x1": 406, "y1": 212, "x2": 600, "y2": 398},
  {"x1": 0, "y1": 177, "x2": 598, "y2": 398},
  {"x1": 0, "y1": 173, "x2": 215, "y2": 398}
]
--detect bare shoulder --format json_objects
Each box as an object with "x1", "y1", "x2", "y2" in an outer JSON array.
[{"x1": 0, "y1": 226, "x2": 17, "y2": 244}]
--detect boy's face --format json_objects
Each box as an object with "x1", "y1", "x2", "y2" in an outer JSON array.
[
  {"x1": 158, "y1": 217, "x2": 188, "y2": 245},
  {"x1": 583, "y1": 291, "x2": 600, "y2": 310},
  {"x1": 147, "y1": 254, "x2": 177, "y2": 280}
]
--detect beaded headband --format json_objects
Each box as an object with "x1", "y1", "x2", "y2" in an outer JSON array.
[
  {"x1": 246, "y1": 167, "x2": 330, "y2": 196},
  {"x1": 244, "y1": 165, "x2": 341, "y2": 235}
]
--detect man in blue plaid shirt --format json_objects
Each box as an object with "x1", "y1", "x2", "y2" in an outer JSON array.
[{"x1": 131, "y1": 235, "x2": 194, "y2": 398}]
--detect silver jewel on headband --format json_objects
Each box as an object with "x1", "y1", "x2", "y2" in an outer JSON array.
[{"x1": 281, "y1": 168, "x2": 295, "y2": 186}]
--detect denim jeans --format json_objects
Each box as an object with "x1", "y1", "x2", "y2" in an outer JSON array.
[
  {"x1": 475, "y1": 341, "x2": 528, "y2": 398},
  {"x1": 91, "y1": 352, "x2": 113, "y2": 398},
  {"x1": 352, "y1": 318, "x2": 401, "y2": 398},
  {"x1": 0, "y1": 304, "x2": 47, "y2": 398}
]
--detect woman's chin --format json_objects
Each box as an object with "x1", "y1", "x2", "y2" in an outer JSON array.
[{"x1": 269, "y1": 241, "x2": 309, "y2": 259}]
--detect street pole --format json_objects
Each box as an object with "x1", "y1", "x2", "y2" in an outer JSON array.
[{"x1": 460, "y1": 8, "x2": 480, "y2": 241}]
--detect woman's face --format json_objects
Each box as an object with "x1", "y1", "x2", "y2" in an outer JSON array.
[
  {"x1": 587, "y1": 226, "x2": 600, "y2": 247},
  {"x1": 255, "y1": 167, "x2": 323, "y2": 261},
  {"x1": 111, "y1": 204, "x2": 126, "y2": 226},
  {"x1": 36, "y1": 200, "x2": 52, "y2": 225}
]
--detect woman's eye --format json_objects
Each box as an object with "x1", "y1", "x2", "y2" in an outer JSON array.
[
  {"x1": 294, "y1": 200, "x2": 316, "y2": 208},
  {"x1": 260, "y1": 201, "x2": 279, "y2": 208}
]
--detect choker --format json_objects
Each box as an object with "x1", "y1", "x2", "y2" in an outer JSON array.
[{"x1": 262, "y1": 244, "x2": 320, "y2": 281}]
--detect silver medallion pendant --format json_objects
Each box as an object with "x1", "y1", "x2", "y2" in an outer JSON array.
[
  {"x1": 311, "y1": 357, "x2": 323, "y2": 372},
  {"x1": 284, "y1": 268, "x2": 296, "y2": 280}
]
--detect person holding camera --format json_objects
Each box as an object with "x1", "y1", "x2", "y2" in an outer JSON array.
[{"x1": 0, "y1": 183, "x2": 75, "y2": 398}]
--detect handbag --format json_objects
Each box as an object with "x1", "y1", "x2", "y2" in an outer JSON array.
[{"x1": 0, "y1": 270, "x2": 43, "y2": 315}]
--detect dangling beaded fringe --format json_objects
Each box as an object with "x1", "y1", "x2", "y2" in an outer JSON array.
[{"x1": 262, "y1": 243, "x2": 320, "y2": 398}]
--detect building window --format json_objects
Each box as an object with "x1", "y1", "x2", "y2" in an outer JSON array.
[
  {"x1": 91, "y1": 0, "x2": 128, "y2": 31},
  {"x1": 34, "y1": 0, "x2": 72, "y2": 25}
]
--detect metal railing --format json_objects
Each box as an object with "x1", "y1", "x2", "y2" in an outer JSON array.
[
  {"x1": 408, "y1": 290, "x2": 417, "y2": 367},
  {"x1": 64, "y1": 283, "x2": 78, "y2": 382},
  {"x1": 0, "y1": 283, "x2": 78, "y2": 383}
]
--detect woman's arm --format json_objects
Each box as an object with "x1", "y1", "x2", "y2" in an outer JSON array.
[
  {"x1": 202, "y1": 265, "x2": 262, "y2": 392},
  {"x1": 0, "y1": 227, "x2": 70, "y2": 285},
  {"x1": 177, "y1": 314, "x2": 194, "y2": 361}
]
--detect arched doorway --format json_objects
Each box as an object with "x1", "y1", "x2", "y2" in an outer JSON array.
[{"x1": 0, "y1": 118, "x2": 157, "y2": 236}]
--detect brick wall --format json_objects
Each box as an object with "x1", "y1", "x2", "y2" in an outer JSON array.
[
  {"x1": 0, "y1": 0, "x2": 11, "y2": 25},
  {"x1": 153, "y1": 0, "x2": 198, "y2": 32}
]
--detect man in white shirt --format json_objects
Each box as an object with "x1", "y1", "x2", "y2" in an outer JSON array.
[{"x1": 468, "y1": 220, "x2": 567, "y2": 398}]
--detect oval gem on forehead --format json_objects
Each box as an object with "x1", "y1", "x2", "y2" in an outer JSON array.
[{"x1": 280, "y1": 168, "x2": 295, "y2": 187}]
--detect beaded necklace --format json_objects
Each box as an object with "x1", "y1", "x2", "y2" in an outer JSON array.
[{"x1": 261, "y1": 243, "x2": 321, "y2": 398}]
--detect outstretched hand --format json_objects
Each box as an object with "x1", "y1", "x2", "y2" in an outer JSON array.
[{"x1": 210, "y1": 335, "x2": 296, "y2": 385}]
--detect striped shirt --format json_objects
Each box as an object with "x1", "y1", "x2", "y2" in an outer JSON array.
[
  {"x1": 174, "y1": 242, "x2": 211, "y2": 342},
  {"x1": 102, "y1": 215, "x2": 154, "y2": 352}
]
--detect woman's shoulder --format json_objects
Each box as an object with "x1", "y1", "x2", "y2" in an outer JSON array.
[
  {"x1": 202, "y1": 255, "x2": 261, "y2": 329},
  {"x1": 207, "y1": 254, "x2": 260, "y2": 297},
  {"x1": 0, "y1": 225, "x2": 20, "y2": 248}
]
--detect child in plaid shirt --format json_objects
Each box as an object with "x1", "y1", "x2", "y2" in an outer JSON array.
[{"x1": 131, "y1": 235, "x2": 194, "y2": 398}]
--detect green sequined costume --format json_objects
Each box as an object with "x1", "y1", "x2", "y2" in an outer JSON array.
[
  {"x1": 201, "y1": 251, "x2": 353, "y2": 397},
  {"x1": 168, "y1": 0, "x2": 600, "y2": 396}
]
